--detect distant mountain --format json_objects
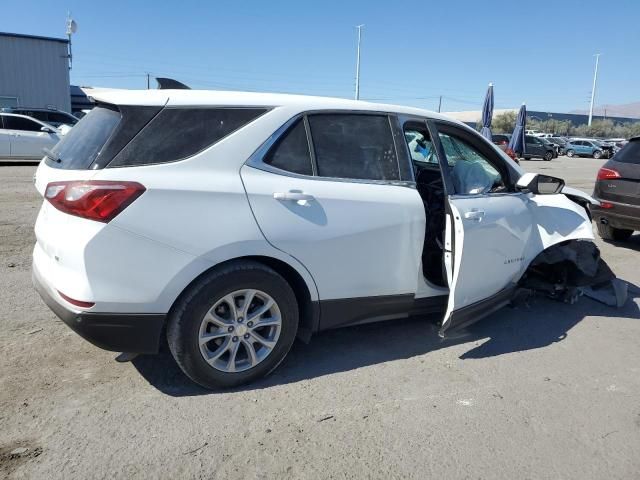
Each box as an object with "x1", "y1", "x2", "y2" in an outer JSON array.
[{"x1": 570, "y1": 102, "x2": 640, "y2": 119}]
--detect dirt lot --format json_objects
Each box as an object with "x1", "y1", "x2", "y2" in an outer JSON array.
[{"x1": 1, "y1": 157, "x2": 639, "y2": 479}]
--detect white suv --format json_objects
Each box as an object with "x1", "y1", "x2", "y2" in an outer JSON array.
[{"x1": 33, "y1": 90, "x2": 605, "y2": 388}]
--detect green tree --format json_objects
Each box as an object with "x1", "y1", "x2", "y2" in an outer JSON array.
[{"x1": 492, "y1": 111, "x2": 517, "y2": 133}]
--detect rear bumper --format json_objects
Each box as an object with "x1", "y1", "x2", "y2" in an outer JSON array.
[
  {"x1": 33, "y1": 266, "x2": 165, "y2": 354},
  {"x1": 592, "y1": 201, "x2": 640, "y2": 231}
]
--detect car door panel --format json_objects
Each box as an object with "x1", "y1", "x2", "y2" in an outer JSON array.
[
  {"x1": 429, "y1": 122, "x2": 534, "y2": 334},
  {"x1": 0, "y1": 117, "x2": 11, "y2": 157},
  {"x1": 241, "y1": 165, "x2": 426, "y2": 301},
  {"x1": 11, "y1": 131, "x2": 57, "y2": 158},
  {"x1": 445, "y1": 194, "x2": 532, "y2": 307}
]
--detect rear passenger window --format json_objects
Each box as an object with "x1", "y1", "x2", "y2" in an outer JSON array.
[
  {"x1": 108, "y1": 108, "x2": 266, "y2": 167},
  {"x1": 308, "y1": 114, "x2": 399, "y2": 181},
  {"x1": 3, "y1": 116, "x2": 42, "y2": 132},
  {"x1": 264, "y1": 119, "x2": 313, "y2": 175}
]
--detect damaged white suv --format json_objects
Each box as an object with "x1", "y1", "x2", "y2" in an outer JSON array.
[{"x1": 33, "y1": 90, "x2": 614, "y2": 389}]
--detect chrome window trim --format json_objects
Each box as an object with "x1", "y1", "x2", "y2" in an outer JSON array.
[{"x1": 245, "y1": 109, "x2": 416, "y2": 188}]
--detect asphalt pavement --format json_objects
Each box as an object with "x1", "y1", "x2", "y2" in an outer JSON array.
[{"x1": 1, "y1": 157, "x2": 639, "y2": 479}]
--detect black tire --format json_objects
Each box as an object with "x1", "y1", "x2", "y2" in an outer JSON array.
[
  {"x1": 566, "y1": 149, "x2": 575, "y2": 158},
  {"x1": 593, "y1": 150, "x2": 602, "y2": 159},
  {"x1": 543, "y1": 151, "x2": 553, "y2": 161},
  {"x1": 596, "y1": 222, "x2": 633, "y2": 241},
  {"x1": 167, "y1": 260, "x2": 299, "y2": 389}
]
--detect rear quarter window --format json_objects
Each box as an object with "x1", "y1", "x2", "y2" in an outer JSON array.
[
  {"x1": 107, "y1": 107, "x2": 267, "y2": 168},
  {"x1": 613, "y1": 141, "x2": 640, "y2": 164}
]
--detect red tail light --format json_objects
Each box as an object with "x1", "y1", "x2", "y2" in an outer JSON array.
[
  {"x1": 57, "y1": 291, "x2": 95, "y2": 308},
  {"x1": 597, "y1": 167, "x2": 621, "y2": 180},
  {"x1": 600, "y1": 202, "x2": 614, "y2": 209},
  {"x1": 45, "y1": 180, "x2": 145, "y2": 223}
]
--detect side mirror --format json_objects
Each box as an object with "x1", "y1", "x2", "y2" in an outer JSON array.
[
  {"x1": 40, "y1": 126, "x2": 55, "y2": 133},
  {"x1": 516, "y1": 173, "x2": 565, "y2": 195}
]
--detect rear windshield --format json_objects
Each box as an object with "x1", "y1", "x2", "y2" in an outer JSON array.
[
  {"x1": 47, "y1": 107, "x2": 121, "y2": 169},
  {"x1": 613, "y1": 140, "x2": 640, "y2": 164}
]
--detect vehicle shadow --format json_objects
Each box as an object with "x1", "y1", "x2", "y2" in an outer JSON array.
[
  {"x1": 131, "y1": 281, "x2": 640, "y2": 397},
  {"x1": 600, "y1": 233, "x2": 640, "y2": 253}
]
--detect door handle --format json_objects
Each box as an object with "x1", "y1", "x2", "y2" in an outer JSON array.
[
  {"x1": 273, "y1": 191, "x2": 315, "y2": 203},
  {"x1": 463, "y1": 209, "x2": 485, "y2": 221}
]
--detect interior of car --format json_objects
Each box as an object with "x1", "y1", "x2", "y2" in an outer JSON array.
[
  {"x1": 403, "y1": 121, "x2": 507, "y2": 288},
  {"x1": 404, "y1": 122, "x2": 448, "y2": 287}
]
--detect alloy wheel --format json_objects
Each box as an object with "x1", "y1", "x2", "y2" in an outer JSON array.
[{"x1": 198, "y1": 289, "x2": 282, "y2": 373}]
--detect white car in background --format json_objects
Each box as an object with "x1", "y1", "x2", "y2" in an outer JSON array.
[
  {"x1": 0, "y1": 113, "x2": 63, "y2": 161},
  {"x1": 32, "y1": 90, "x2": 614, "y2": 389}
]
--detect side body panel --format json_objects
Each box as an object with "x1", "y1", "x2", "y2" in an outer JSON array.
[{"x1": 241, "y1": 165, "x2": 426, "y2": 300}]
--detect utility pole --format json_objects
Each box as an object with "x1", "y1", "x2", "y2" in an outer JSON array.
[
  {"x1": 354, "y1": 25, "x2": 364, "y2": 100},
  {"x1": 437, "y1": 95, "x2": 442, "y2": 113},
  {"x1": 588, "y1": 53, "x2": 601, "y2": 126},
  {"x1": 146, "y1": 73, "x2": 150, "y2": 90},
  {"x1": 65, "y1": 13, "x2": 77, "y2": 70}
]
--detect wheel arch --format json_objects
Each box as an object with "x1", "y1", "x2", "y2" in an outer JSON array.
[{"x1": 166, "y1": 255, "x2": 319, "y2": 343}]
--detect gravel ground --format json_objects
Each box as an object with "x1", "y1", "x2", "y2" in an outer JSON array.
[{"x1": 1, "y1": 157, "x2": 639, "y2": 479}]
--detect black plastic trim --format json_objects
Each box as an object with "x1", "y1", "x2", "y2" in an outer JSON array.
[
  {"x1": 33, "y1": 269, "x2": 165, "y2": 354},
  {"x1": 440, "y1": 285, "x2": 516, "y2": 336},
  {"x1": 319, "y1": 294, "x2": 414, "y2": 330}
]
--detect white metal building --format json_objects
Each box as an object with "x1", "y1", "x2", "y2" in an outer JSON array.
[{"x1": 0, "y1": 32, "x2": 71, "y2": 112}]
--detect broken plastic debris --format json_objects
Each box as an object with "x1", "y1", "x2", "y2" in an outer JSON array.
[{"x1": 580, "y1": 278, "x2": 628, "y2": 308}]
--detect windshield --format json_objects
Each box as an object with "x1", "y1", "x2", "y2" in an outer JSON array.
[{"x1": 48, "y1": 106, "x2": 121, "y2": 169}]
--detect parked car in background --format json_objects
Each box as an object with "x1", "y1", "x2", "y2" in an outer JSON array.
[
  {"x1": 600, "y1": 139, "x2": 626, "y2": 155},
  {"x1": 546, "y1": 137, "x2": 568, "y2": 155},
  {"x1": 1, "y1": 107, "x2": 78, "y2": 128},
  {"x1": 0, "y1": 113, "x2": 63, "y2": 161},
  {"x1": 524, "y1": 135, "x2": 555, "y2": 161},
  {"x1": 32, "y1": 89, "x2": 601, "y2": 389},
  {"x1": 491, "y1": 133, "x2": 518, "y2": 162},
  {"x1": 565, "y1": 139, "x2": 612, "y2": 159},
  {"x1": 592, "y1": 137, "x2": 640, "y2": 241}
]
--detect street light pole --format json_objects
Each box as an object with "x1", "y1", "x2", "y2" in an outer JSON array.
[
  {"x1": 354, "y1": 25, "x2": 364, "y2": 100},
  {"x1": 588, "y1": 53, "x2": 601, "y2": 126}
]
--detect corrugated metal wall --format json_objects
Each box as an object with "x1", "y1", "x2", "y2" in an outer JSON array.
[{"x1": 0, "y1": 34, "x2": 71, "y2": 112}]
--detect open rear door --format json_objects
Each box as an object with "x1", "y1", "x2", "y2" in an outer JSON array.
[{"x1": 427, "y1": 121, "x2": 532, "y2": 336}]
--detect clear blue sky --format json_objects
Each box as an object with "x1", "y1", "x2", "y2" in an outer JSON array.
[{"x1": 3, "y1": 0, "x2": 638, "y2": 113}]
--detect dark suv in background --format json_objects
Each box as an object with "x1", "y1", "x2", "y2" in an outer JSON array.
[
  {"x1": 546, "y1": 137, "x2": 568, "y2": 155},
  {"x1": 524, "y1": 135, "x2": 556, "y2": 161},
  {"x1": 592, "y1": 137, "x2": 640, "y2": 241}
]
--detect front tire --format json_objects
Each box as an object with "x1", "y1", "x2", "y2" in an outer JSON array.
[
  {"x1": 167, "y1": 261, "x2": 299, "y2": 389},
  {"x1": 597, "y1": 222, "x2": 633, "y2": 241},
  {"x1": 593, "y1": 150, "x2": 603, "y2": 159},
  {"x1": 566, "y1": 149, "x2": 575, "y2": 157},
  {"x1": 543, "y1": 151, "x2": 553, "y2": 161}
]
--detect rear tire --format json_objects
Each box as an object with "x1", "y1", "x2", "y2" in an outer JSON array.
[
  {"x1": 597, "y1": 222, "x2": 633, "y2": 241},
  {"x1": 593, "y1": 150, "x2": 603, "y2": 159},
  {"x1": 566, "y1": 149, "x2": 575, "y2": 158},
  {"x1": 543, "y1": 151, "x2": 553, "y2": 161},
  {"x1": 167, "y1": 260, "x2": 299, "y2": 389}
]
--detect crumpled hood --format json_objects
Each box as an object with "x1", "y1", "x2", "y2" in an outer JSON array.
[{"x1": 562, "y1": 185, "x2": 600, "y2": 206}]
